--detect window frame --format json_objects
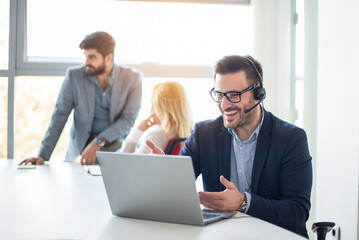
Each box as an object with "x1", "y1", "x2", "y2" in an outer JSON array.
[
  {"x1": 15, "y1": 0, "x2": 250, "y2": 78},
  {"x1": 129, "y1": 0, "x2": 249, "y2": 4}
]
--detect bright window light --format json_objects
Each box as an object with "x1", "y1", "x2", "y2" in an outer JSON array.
[
  {"x1": 0, "y1": 0, "x2": 9, "y2": 70},
  {"x1": 27, "y1": 1, "x2": 253, "y2": 66}
]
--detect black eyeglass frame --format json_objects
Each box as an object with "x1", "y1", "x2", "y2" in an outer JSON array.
[{"x1": 209, "y1": 84, "x2": 257, "y2": 103}]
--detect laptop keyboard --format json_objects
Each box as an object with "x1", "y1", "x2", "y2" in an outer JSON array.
[{"x1": 202, "y1": 212, "x2": 221, "y2": 220}]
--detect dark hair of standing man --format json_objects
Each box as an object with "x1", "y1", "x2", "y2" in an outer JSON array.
[{"x1": 79, "y1": 31, "x2": 116, "y2": 60}]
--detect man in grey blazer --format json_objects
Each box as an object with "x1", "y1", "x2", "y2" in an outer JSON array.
[{"x1": 20, "y1": 32, "x2": 142, "y2": 165}]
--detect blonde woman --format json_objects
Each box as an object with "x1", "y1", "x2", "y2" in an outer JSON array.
[{"x1": 121, "y1": 81, "x2": 193, "y2": 154}]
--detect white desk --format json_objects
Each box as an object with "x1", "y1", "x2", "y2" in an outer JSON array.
[{"x1": 0, "y1": 159, "x2": 305, "y2": 240}]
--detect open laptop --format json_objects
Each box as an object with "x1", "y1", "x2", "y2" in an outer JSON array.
[{"x1": 97, "y1": 151, "x2": 236, "y2": 225}]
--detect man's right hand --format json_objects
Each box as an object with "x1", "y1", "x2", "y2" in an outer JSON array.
[
  {"x1": 18, "y1": 157, "x2": 45, "y2": 165},
  {"x1": 145, "y1": 140, "x2": 165, "y2": 155}
]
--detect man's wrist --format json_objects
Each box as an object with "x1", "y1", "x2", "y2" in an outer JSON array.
[
  {"x1": 238, "y1": 193, "x2": 248, "y2": 213},
  {"x1": 38, "y1": 156, "x2": 46, "y2": 161},
  {"x1": 95, "y1": 136, "x2": 107, "y2": 147}
]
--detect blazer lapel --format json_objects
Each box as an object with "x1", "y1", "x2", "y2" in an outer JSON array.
[
  {"x1": 84, "y1": 75, "x2": 96, "y2": 119},
  {"x1": 218, "y1": 126, "x2": 231, "y2": 191},
  {"x1": 110, "y1": 65, "x2": 125, "y2": 122},
  {"x1": 251, "y1": 110, "x2": 272, "y2": 194}
]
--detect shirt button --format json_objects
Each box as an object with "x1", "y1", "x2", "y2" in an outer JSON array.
[
  {"x1": 239, "y1": 170, "x2": 243, "y2": 173},
  {"x1": 103, "y1": 92, "x2": 106, "y2": 96},
  {"x1": 240, "y1": 146, "x2": 243, "y2": 150}
]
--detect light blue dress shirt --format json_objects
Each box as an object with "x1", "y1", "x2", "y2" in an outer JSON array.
[
  {"x1": 90, "y1": 75, "x2": 113, "y2": 136},
  {"x1": 229, "y1": 108, "x2": 264, "y2": 213}
]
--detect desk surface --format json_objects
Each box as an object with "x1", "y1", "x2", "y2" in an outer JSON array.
[{"x1": 0, "y1": 159, "x2": 305, "y2": 240}]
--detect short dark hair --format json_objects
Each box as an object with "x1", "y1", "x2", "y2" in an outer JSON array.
[
  {"x1": 214, "y1": 55, "x2": 263, "y2": 85},
  {"x1": 79, "y1": 31, "x2": 116, "y2": 59}
]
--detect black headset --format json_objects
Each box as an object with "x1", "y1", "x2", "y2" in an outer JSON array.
[
  {"x1": 213, "y1": 56, "x2": 266, "y2": 113},
  {"x1": 244, "y1": 56, "x2": 266, "y2": 101},
  {"x1": 243, "y1": 56, "x2": 266, "y2": 113}
]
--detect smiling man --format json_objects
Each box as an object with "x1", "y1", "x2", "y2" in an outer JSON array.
[
  {"x1": 20, "y1": 31, "x2": 142, "y2": 165},
  {"x1": 147, "y1": 55, "x2": 312, "y2": 238}
]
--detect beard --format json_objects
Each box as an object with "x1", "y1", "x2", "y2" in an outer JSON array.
[
  {"x1": 85, "y1": 62, "x2": 106, "y2": 76},
  {"x1": 219, "y1": 103, "x2": 257, "y2": 130}
]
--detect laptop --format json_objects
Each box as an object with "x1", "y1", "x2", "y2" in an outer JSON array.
[{"x1": 97, "y1": 151, "x2": 236, "y2": 225}]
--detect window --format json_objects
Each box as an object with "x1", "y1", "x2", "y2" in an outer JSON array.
[
  {"x1": 25, "y1": 0, "x2": 253, "y2": 77},
  {"x1": 0, "y1": 0, "x2": 9, "y2": 70},
  {"x1": 0, "y1": 77, "x2": 7, "y2": 158},
  {"x1": 14, "y1": 76, "x2": 71, "y2": 160},
  {"x1": 8, "y1": 0, "x2": 253, "y2": 159}
]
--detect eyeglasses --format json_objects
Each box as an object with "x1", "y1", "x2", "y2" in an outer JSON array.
[{"x1": 209, "y1": 84, "x2": 256, "y2": 103}]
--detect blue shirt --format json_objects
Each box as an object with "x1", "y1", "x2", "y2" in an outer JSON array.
[
  {"x1": 90, "y1": 75, "x2": 113, "y2": 136},
  {"x1": 229, "y1": 108, "x2": 264, "y2": 212}
]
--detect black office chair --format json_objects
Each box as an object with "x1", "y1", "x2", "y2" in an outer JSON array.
[
  {"x1": 312, "y1": 222, "x2": 338, "y2": 240},
  {"x1": 164, "y1": 138, "x2": 187, "y2": 155}
]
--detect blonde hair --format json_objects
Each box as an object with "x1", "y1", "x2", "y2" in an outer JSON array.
[{"x1": 151, "y1": 81, "x2": 193, "y2": 141}]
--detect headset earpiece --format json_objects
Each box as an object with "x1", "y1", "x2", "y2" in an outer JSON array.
[
  {"x1": 253, "y1": 86, "x2": 266, "y2": 101},
  {"x1": 243, "y1": 56, "x2": 266, "y2": 114},
  {"x1": 244, "y1": 56, "x2": 266, "y2": 101}
]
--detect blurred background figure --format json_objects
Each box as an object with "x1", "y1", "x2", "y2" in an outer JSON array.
[{"x1": 121, "y1": 81, "x2": 193, "y2": 154}]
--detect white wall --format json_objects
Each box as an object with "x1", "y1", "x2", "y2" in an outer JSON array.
[
  {"x1": 253, "y1": 0, "x2": 293, "y2": 122},
  {"x1": 255, "y1": 0, "x2": 359, "y2": 238},
  {"x1": 303, "y1": 1, "x2": 318, "y2": 238},
  {"x1": 253, "y1": 1, "x2": 317, "y2": 237},
  {"x1": 316, "y1": 0, "x2": 359, "y2": 239}
]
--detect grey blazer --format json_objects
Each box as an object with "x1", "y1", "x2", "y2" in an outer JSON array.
[{"x1": 38, "y1": 64, "x2": 142, "y2": 162}]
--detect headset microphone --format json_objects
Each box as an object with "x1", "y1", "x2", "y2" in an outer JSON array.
[
  {"x1": 243, "y1": 56, "x2": 266, "y2": 114},
  {"x1": 244, "y1": 99, "x2": 262, "y2": 114}
]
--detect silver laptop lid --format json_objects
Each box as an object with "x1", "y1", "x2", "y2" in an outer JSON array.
[{"x1": 97, "y1": 152, "x2": 206, "y2": 225}]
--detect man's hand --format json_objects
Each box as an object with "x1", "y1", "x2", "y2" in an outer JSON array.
[
  {"x1": 18, "y1": 157, "x2": 45, "y2": 165},
  {"x1": 145, "y1": 140, "x2": 165, "y2": 155},
  {"x1": 198, "y1": 175, "x2": 245, "y2": 211},
  {"x1": 81, "y1": 140, "x2": 100, "y2": 165}
]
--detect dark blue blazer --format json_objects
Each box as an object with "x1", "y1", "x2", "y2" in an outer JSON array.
[{"x1": 181, "y1": 110, "x2": 312, "y2": 238}]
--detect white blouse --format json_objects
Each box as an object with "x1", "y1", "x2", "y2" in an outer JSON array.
[{"x1": 120, "y1": 126, "x2": 175, "y2": 154}]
